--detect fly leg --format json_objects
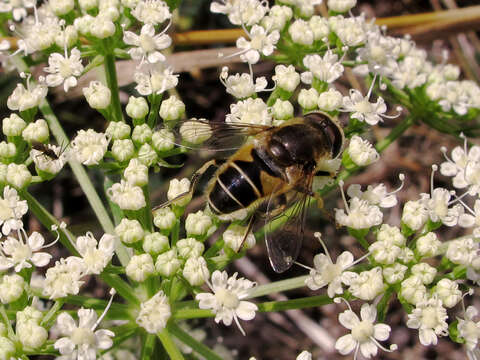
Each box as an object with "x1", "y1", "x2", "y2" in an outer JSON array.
[{"x1": 152, "y1": 159, "x2": 220, "y2": 210}]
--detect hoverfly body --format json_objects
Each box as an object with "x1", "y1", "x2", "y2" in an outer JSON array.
[{"x1": 161, "y1": 112, "x2": 345, "y2": 273}]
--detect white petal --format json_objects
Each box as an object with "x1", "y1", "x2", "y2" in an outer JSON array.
[
  {"x1": 235, "y1": 301, "x2": 257, "y2": 320},
  {"x1": 359, "y1": 340, "x2": 378, "y2": 358},
  {"x1": 338, "y1": 310, "x2": 359, "y2": 330},
  {"x1": 56, "y1": 312, "x2": 77, "y2": 334},
  {"x1": 31, "y1": 252, "x2": 52, "y2": 267},
  {"x1": 335, "y1": 334, "x2": 356, "y2": 355},
  {"x1": 27, "y1": 231, "x2": 45, "y2": 250},
  {"x1": 360, "y1": 304, "x2": 377, "y2": 323},
  {"x1": 373, "y1": 323, "x2": 391, "y2": 341}
]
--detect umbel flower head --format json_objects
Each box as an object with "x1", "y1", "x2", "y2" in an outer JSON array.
[{"x1": 196, "y1": 270, "x2": 258, "y2": 336}]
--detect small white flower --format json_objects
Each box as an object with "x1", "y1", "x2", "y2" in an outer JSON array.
[
  {"x1": 446, "y1": 237, "x2": 478, "y2": 266},
  {"x1": 107, "y1": 180, "x2": 146, "y2": 210},
  {"x1": 422, "y1": 186, "x2": 462, "y2": 226},
  {"x1": 309, "y1": 15, "x2": 330, "y2": 40},
  {"x1": 54, "y1": 308, "x2": 114, "y2": 359},
  {"x1": 44, "y1": 48, "x2": 84, "y2": 92},
  {"x1": 111, "y1": 139, "x2": 135, "y2": 162},
  {"x1": 83, "y1": 81, "x2": 111, "y2": 109},
  {"x1": 261, "y1": 5, "x2": 292, "y2": 31},
  {"x1": 196, "y1": 270, "x2": 257, "y2": 335},
  {"x1": 185, "y1": 210, "x2": 213, "y2": 237},
  {"x1": 152, "y1": 129, "x2": 175, "y2": 152},
  {"x1": 16, "y1": 321, "x2": 48, "y2": 349},
  {"x1": 272, "y1": 99, "x2": 294, "y2": 121},
  {"x1": 318, "y1": 88, "x2": 343, "y2": 111},
  {"x1": 401, "y1": 199, "x2": 429, "y2": 231},
  {"x1": 71, "y1": 129, "x2": 109, "y2": 166},
  {"x1": 0, "y1": 186, "x2": 28, "y2": 235},
  {"x1": 0, "y1": 274, "x2": 25, "y2": 303},
  {"x1": 341, "y1": 267, "x2": 384, "y2": 301},
  {"x1": 153, "y1": 207, "x2": 177, "y2": 230},
  {"x1": 302, "y1": 51, "x2": 344, "y2": 84},
  {"x1": 411, "y1": 263, "x2": 437, "y2": 285},
  {"x1": 159, "y1": 95, "x2": 185, "y2": 121},
  {"x1": 126, "y1": 96, "x2": 149, "y2": 119},
  {"x1": 235, "y1": 25, "x2": 280, "y2": 64},
  {"x1": 124, "y1": 159, "x2": 149, "y2": 187},
  {"x1": 272, "y1": 64, "x2": 300, "y2": 92},
  {"x1": 6, "y1": 163, "x2": 32, "y2": 188},
  {"x1": 7, "y1": 80, "x2": 48, "y2": 112},
  {"x1": 155, "y1": 249, "x2": 181, "y2": 277},
  {"x1": 335, "y1": 303, "x2": 395, "y2": 359},
  {"x1": 369, "y1": 240, "x2": 401, "y2": 265},
  {"x1": 123, "y1": 23, "x2": 171, "y2": 65},
  {"x1": 328, "y1": 0, "x2": 356, "y2": 13},
  {"x1": 76, "y1": 232, "x2": 115, "y2": 275},
  {"x1": 400, "y1": 276, "x2": 427, "y2": 305},
  {"x1": 219, "y1": 67, "x2": 268, "y2": 99},
  {"x1": 22, "y1": 118, "x2": 49, "y2": 143},
  {"x1": 416, "y1": 232, "x2": 441, "y2": 257},
  {"x1": 210, "y1": 0, "x2": 268, "y2": 26},
  {"x1": 31, "y1": 144, "x2": 68, "y2": 175},
  {"x1": 342, "y1": 89, "x2": 388, "y2": 126},
  {"x1": 347, "y1": 181, "x2": 401, "y2": 209},
  {"x1": 0, "y1": 337, "x2": 15, "y2": 359},
  {"x1": 2, "y1": 113, "x2": 26, "y2": 137},
  {"x1": 289, "y1": 19, "x2": 314, "y2": 45},
  {"x1": 183, "y1": 256, "x2": 209, "y2": 286},
  {"x1": 167, "y1": 178, "x2": 191, "y2": 206},
  {"x1": 143, "y1": 232, "x2": 169, "y2": 255},
  {"x1": 226, "y1": 98, "x2": 272, "y2": 126},
  {"x1": 223, "y1": 224, "x2": 256, "y2": 252},
  {"x1": 176, "y1": 237, "x2": 204, "y2": 259},
  {"x1": 347, "y1": 135, "x2": 379, "y2": 166},
  {"x1": 458, "y1": 306, "x2": 480, "y2": 351},
  {"x1": 134, "y1": 64, "x2": 179, "y2": 96},
  {"x1": 132, "y1": 124, "x2": 153, "y2": 144},
  {"x1": 305, "y1": 249, "x2": 354, "y2": 298},
  {"x1": 115, "y1": 218, "x2": 144, "y2": 244},
  {"x1": 126, "y1": 254, "x2": 155, "y2": 282},
  {"x1": 330, "y1": 15, "x2": 367, "y2": 47},
  {"x1": 406, "y1": 296, "x2": 448, "y2": 346},
  {"x1": 434, "y1": 279, "x2": 461, "y2": 308},
  {"x1": 136, "y1": 290, "x2": 171, "y2": 333},
  {"x1": 298, "y1": 88, "x2": 319, "y2": 111},
  {"x1": 383, "y1": 263, "x2": 407, "y2": 284},
  {"x1": 131, "y1": 0, "x2": 171, "y2": 25},
  {"x1": 43, "y1": 256, "x2": 85, "y2": 299},
  {"x1": 0, "y1": 231, "x2": 51, "y2": 272}
]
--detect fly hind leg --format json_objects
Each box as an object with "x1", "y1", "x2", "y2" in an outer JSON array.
[{"x1": 153, "y1": 159, "x2": 220, "y2": 210}]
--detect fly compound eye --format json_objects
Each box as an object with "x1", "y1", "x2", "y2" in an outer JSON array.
[{"x1": 305, "y1": 112, "x2": 344, "y2": 158}]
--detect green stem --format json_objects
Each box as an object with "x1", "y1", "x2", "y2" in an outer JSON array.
[
  {"x1": 103, "y1": 50, "x2": 124, "y2": 123},
  {"x1": 40, "y1": 299, "x2": 64, "y2": 328},
  {"x1": 0, "y1": 306, "x2": 15, "y2": 339},
  {"x1": 157, "y1": 329, "x2": 185, "y2": 360},
  {"x1": 246, "y1": 275, "x2": 308, "y2": 299},
  {"x1": 63, "y1": 295, "x2": 131, "y2": 320},
  {"x1": 141, "y1": 334, "x2": 156, "y2": 360},
  {"x1": 147, "y1": 93, "x2": 163, "y2": 128},
  {"x1": 257, "y1": 295, "x2": 332, "y2": 312},
  {"x1": 169, "y1": 323, "x2": 223, "y2": 360},
  {"x1": 101, "y1": 273, "x2": 140, "y2": 306}
]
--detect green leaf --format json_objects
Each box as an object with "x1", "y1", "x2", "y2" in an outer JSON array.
[{"x1": 169, "y1": 323, "x2": 223, "y2": 360}]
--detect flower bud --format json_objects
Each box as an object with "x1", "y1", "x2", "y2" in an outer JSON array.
[
  {"x1": 132, "y1": 124, "x2": 153, "y2": 144},
  {"x1": 416, "y1": 232, "x2": 441, "y2": 257},
  {"x1": 167, "y1": 178, "x2": 191, "y2": 206},
  {"x1": 435, "y1": 278, "x2": 461, "y2": 308},
  {"x1": 0, "y1": 142, "x2": 16, "y2": 159},
  {"x1": 383, "y1": 263, "x2": 407, "y2": 284},
  {"x1": 159, "y1": 95, "x2": 185, "y2": 121},
  {"x1": 309, "y1": 16, "x2": 329, "y2": 40},
  {"x1": 107, "y1": 180, "x2": 146, "y2": 210},
  {"x1": 402, "y1": 200, "x2": 428, "y2": 231},
  {"x1": 22, "y1": 119, "x2": 49, "y2": 143},
  {"x1": 411, "y1": 263, "x2": 437, "y2": 285},
  {"x1": 183, "y1": 256, "x2": 208, "y2": 286},
  {"x1": 55, "y1": 25, "x2": 78, "y2": 48},
  {"x1": 78, "y1": 0, "x2": 98, "y2": 11},
  {"x1": 0, "y1": 337, "x2": 15, "y2": 360},
  {"x1": 2, "y1": 114, "x2": 26, "y2": 137},
  {"x1": 17, "y1": 306, "x2": 43, "y2": 325},
  {"x1": 155, "y1": 249, "x2": 181, "y2": 277},
  {"x1": 83, "y1": 81, "x2": 111, "y2": 109},
  {"x1": 272, "y1": 99, "x2": 293, "y2": 120},
  {"x1": 347, "y1": 135, "x2": 379, "y2": 166},
  {"x1": 71, "y1": 129, "x2": 109, "y2": 166},
  {"x1": 126, "y1": 96, "x2": 149, "y2": 119},
  {"x1": 179, "y1": 119, "x2": 212, "y2": 145},
  {"x1": 289, "y1": 19, "x2": 314, "y2": 45},
  {"x1": 17, "y1": 322, "x2": 48, "y2": 349},
  {"x1": 90, "y1": 16, "x2": 116, "y2": 38},
  {"x1": 6, "y1": 163, "x2": 31, "y2": 188},
  {"x1": 143, "y1": 232, "x2": 169, "y2": 255},
  {"x1": 111, "y1": 139, "x2": 135, "y2": 162},
  {"x1": 49, "y1": 0, "x2": 75, "y2": 15},
  {"x1": 115, "y1": 218, "x2": 144, "y2": 244},
  {"x1": 74, "y1": 15, "x2": 95, "y2": 35},
  {"x1": 318, "y1": 89, "x2": 343, "y2": 111},
  {"x1": 400, "y1": 276, "x2": 426, "y2": 305},
  {"x1": 223, "y1": 224, "x2": 256, "y2": 252},
  {"x1": 185, "y1": 210, "x2": 213, "y2": 238},
  {"x1": 273, "y1": 65, "x2": 300, "y2": 92},
  {"x1": 153, "y1": 207, "x2": 176, "y2": 230},
  {"x1": 126, "y1": 254, "x2": 154, "y2": 282},
  {"x1": 105, "y1": 121, "x2": 131, "y2": 140},
  {"x1": 176, "y1": 238, "x2": 204, "y2": 259},
  {"x1": 0, "y1": 274, "x2": 25, "y2": 303},
  {"x1": 138, "y1": 143, "x2": 157, "y2": 167},
  {"x1": 124, "y1": 158, "x2": 148, "y2": 186},
  {"x1": 152, "y1": 129, "x2": 175, "y2": 152},
  {"x1": 298, "y1": 88, "x2": 319, "y2": 110},
  {"x1": 327, "y1": 0, "x2": 357, "y2": 13}
]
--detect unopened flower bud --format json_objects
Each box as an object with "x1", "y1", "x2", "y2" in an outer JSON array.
[
  {"x1": 126, "y1": 96, "x2": 149, "y2": 119},
  {"x1": 416, "y1": 232, "x2": 441, "y2": 257},
  {"x1": 309, "y1": 16, "x2": 330, "y2": 40},
  {"x1": 153, "y1": 207, "x2": 176, "y2": 230},
  {"x1": 400, "y1": 276, "x2": 426, "y2": 305},
  {"x1": 177, "y1": 237, "x2": 204, "y2": 259},
  {"x1": 155, "y1": 249, "x2": 181, "y2": 277},
  {"x1": 183, "y1": 256, "x2": 208, "y2": 286},
  {"x1": 6, "y1": 163, "x2": 31, "y2": 188},
  {"x1": 111, "y1": 139, "x2": 135, "y2": 162},
  {"x1": 74, "y1": 15, "x2": 95, "y2": 35},
  {"x1": 107, "y1": 180, "x2": 146, "y2": 210},
  {"x1": 143, "y1": 232, "x2": 169, "y2": 255},
  {"x1": 0, "y1": 142, "x2": 16, "y2": 159},
  {"x1": 78, "y1": 0, "x2": 98, "y2": 11},
  {"x1": 0, "y1": 274, "x2": 25, "y2": 303},
  {"x1": 167, "y1": 178, "x2": 191, "y2": 206},
  {"x1": 0, "y1": 337, "x2": 15, "y2": 360},
  {"x1": 159, "y1": 95, "x2": 185, "y2": 121},
  {"x1": 298, "y1": 88, "x2": 319, "y2": 110},
  {"x1": 273, "y1": 65, "x2": 300, "y2": 92},
  {"x1": 2, "y1": 114, "x2": 26, "y2": 137},
  {"x1": 132, "y1": 124, "x2": 152, "y2": 144},
  {"x1": 272, "y1": 99, "x2": 293, "y2": 120},
  {"x1": 17, "y1": 322, "x2": 48, "y2": 349},
  {"x1": 126, "y1": 254, "x2": 154, "y2": 282},
  {"x1": 383, "y1": 263, "x2": 407, "y2": 284},
  {"x1": 55, "y1": 25, "x2": 78, "y2": 49},
  {"x1": 435, "y1": 278, "x2": 461, "y2": 308},
  {"x1": 327, "y1": 0, "x2": 357, "y2": 13},
  {"x1": 289, "y1": 19, "x2": 314, "y2": 45},
  {"x1": 90, "y1": 16, "x2": 115, "y2": 38},
  {"x1": 22, "y1": 119, "x2": 49, "y2": 143},
  {"x1": 347, "y1": 135, "x2": 379, "y2": 166},
  {"x1": 115, "y1": 218, "x2": 144, "y2": 244},
  {"x1": 411, "y1": 263, "x2": 437, "y2": 285},
  {"x1": 49, "y1": 0, "x2": 75, "y2": 15},
  {"x1": 318, "y1": 88, "x2": 343, "y2": 111},
  {"x1": 83, "y1": 81, "x2": 111, "y2": 109},
  {"x1": 152, "y1": 129, "x2": 175, "y2": 152},
  {"x1": 185, "y1": 210, "x2": 213, "y2": 237},
  {"x1": 124, "y1": 158, "x2": 148, "y2": 186},
  {"x1": 223, "y1": 224, "x2": 256, "y2": 252},
  {"x1": 105, "y1": 121, "x2": 131, "y2": 140},
  {"x1": 138, "y1": 143, "x2": 157, "y2": 167}
]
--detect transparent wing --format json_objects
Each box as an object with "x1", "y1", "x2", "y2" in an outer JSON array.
[
  {"x1": 264, "y1": 174, "x2": 314, "y2": 273},
  {"x1": 162, "y1": 119, "x2": 274, "y2": 152}
]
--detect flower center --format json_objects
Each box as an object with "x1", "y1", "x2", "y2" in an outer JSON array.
[
  {"x1": 250, "y1": 35, "x2": 264, "y2": 51},
  {"x1": 70, "y1": 327, "x2": 95, "y2": 346},
  {"x1": 12, "y1": 243, "x2": 32, "y2": 263},
  {"x1": 355, "y1": 99, "x2": 372, "y2": 114},
  {"x1": 421, "y1": 307, "x2": 439, "y2": 328},
  {"x1": 0, "y1": 199, "x2": 14, "y2": 221},
  {"x1": 351, "y1": 320, "x2": 374, "y2": 342},
  {"x1": 215, "y1": 288, "x2": 240, "y2": 309},
  {"x1": 59, "y1": 60, "x2": 73, "y2": 78},
  {"x1": 139, "y1": 34, "x2": 156, "y2": 52},
  {"x1": 323, "y1": 263, "x2": 342, "y2": 283}
]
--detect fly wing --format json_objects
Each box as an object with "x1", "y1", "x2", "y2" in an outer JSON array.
[{"x1": 264, "y1": 175, "x2": 313, "y2": 273}]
